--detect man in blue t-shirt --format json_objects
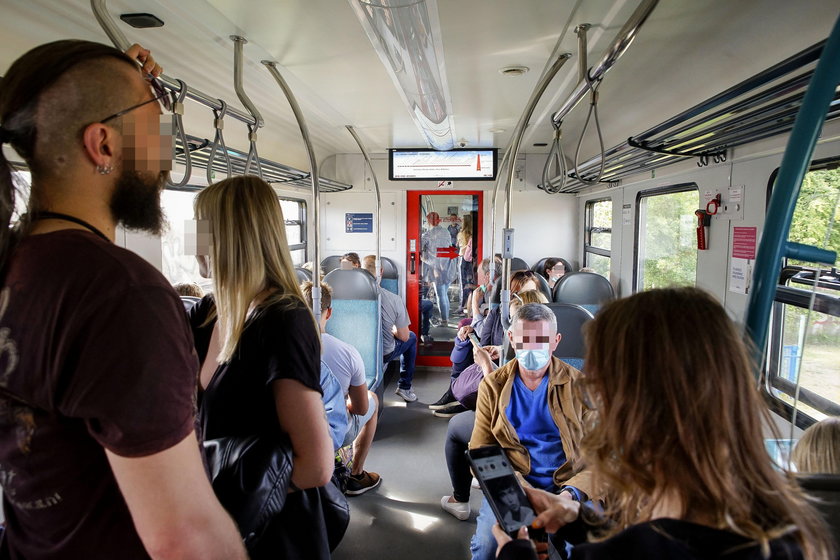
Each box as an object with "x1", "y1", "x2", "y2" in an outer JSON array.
[
  {"x1": 468, "y1": 303, "x2": 593, "y2": 560},
  {"x1": 302, "y1": 281, "x2": 382, "y2": 496}
]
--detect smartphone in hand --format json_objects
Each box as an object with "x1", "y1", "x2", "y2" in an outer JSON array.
[
  {"x1": 466, "y1": 445, "x2": 535, "y2": 534},
  {"x1": 468, "y1": 332, "x2": 481, "y2": 347}
]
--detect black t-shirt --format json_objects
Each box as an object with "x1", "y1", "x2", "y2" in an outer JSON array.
[
  {"x1": 0, "y1": 230, "x2": 198, "y2": 559},
  {"x1": 499, "y1": 518, "x2": 805, "y2": 560},
  {"x1": 188, "y1": 294, "x2": 322, "y2": 441}
]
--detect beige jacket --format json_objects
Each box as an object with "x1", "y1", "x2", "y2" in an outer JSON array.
[{"x1": 469, "y1": 356, "x2": 593, "y2": 497}]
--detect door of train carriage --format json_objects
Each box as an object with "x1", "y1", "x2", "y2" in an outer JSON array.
[{"x1": 407, "y1": 191, "x2": 482, "y2": 366}]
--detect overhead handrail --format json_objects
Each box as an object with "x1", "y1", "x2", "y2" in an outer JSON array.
[
  {"x1": 90, "y1": 0, "x2": 258, "y2": 127},
  {"x1": 540, "y1": 124, "x2": 567, "y2": 193},
  {"x1": 231, "y1": 36, "x2": 264, "y2": 179},
  {"x1": 205, "y1": 100, "x2": 233, "y2": 184},
  {"x1": 744, "y1": 13, "x2": 840, "y2": 370},
  {"x1": 551, "y1": 0, "x2": 659, "y2": 127},
  {"x1": 345, "y1": 125, "x2": 382, "y2": 280},
  {"x1": 262, "y1": 60, "x2": 322, "y2": 322},
  {"x1": 498, "y1": 52, "x2": 572, "y2": 340},
  {"x1": 166, "y1": 79, "x2": 193, "y2": 188}
]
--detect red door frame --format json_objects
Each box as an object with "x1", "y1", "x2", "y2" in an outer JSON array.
[{"x1": 406, "y1": 190, "x2": 483, "y2": 367}]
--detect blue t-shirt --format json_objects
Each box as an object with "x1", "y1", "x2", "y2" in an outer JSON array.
[{"x1": 507, "y1": 375, "x2": 566, "y2": 490}]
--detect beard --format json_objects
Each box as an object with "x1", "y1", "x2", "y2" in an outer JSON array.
[{"x1": 110, "y1": 169, "x2": 168, "y2": 235}]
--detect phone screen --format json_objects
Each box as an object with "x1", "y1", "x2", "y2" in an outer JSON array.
[
  {"x1": 467, "y1": 446, "x2": 535, "y2": 533},
  {"x1": 468, "y1": 333, "x2": 481, "y2": 347}
]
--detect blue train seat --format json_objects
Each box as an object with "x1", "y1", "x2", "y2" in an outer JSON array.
[
  {"x1": 380, "y1": 256, "x2": 400, "y2": 295},
  {"x1": 323, "y1": 268, "x2": 383, "y2": 391},
  {"x1": 551, "y1": 271, "x2": 615, "y2": 314}
]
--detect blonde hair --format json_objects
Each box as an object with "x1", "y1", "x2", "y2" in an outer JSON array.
[
  {"x1": 457, "y1": 214, "x2": 472, "y2": 247},
  {"x1": 792, "y1": 417, "x2": 840, "y2": 475},
  {"x1": 194, "y1": 176, "x2": 313, "y2": 363},
  {"x1": 582, "y1": 288, "x2": 834, "y2": 558}
]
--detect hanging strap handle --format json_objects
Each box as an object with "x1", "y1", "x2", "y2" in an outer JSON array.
[{"x1": 206, "y1": 100, "x2": 233, "y2": 184}]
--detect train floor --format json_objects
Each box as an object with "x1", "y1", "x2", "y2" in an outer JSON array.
[{"x1": 333, "y1": 366, "x2": 484, "y2": 559}]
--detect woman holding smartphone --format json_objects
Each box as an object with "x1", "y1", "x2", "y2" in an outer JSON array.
[
  {"x1": 189, "y1": 176, "x2": 334, "y2": 559},
  {"x1": 494, "y1": 288, "x2": 834, "y2": 559}
]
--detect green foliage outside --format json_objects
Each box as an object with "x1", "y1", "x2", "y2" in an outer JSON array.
[
  {"x1": 639, "y1": 189, "x2": 699, "y2": 290},
  {"x1": 787, "y1": 168, "x2": 840, "y2": 267}
]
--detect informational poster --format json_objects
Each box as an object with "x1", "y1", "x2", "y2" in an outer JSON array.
[
  {"x1": 345, "y1": 213, "x2": 373, "y2": 233},
  {"x1": 729, "y1": 226, "x2": 757, "y2": 294},
  {"x1": 622, "y1": 204, "x2": 632, "y2": 226}
]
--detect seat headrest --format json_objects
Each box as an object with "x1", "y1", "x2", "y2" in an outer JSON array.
[
  {"x1": 552, "y1": 271, "x2": 614, "y2": 305},
  {"x1": 323, "y1": 268, "x2": 378, "y2": 300},
  {"x1": 380, "y1": 256, "x2": 399, "y2": 279},
  {"x1": 320, "y1": 255, "x2": 343, "y2": 274},
  {"x1": 295, "y1": 267, "x2": 312, "y2": 283}
]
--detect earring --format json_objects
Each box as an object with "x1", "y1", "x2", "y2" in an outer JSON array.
[{"x1": 96, "y1": 164, "x2": 113, "y2": 175}]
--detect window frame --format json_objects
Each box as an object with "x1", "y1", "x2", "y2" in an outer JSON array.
[
  {"x1": 583, "y1": 197, "x2": 612, "y2": 272},
  {"x1": 632, "y1": 182, "x2": 699, "y2": 292},
  {"x1": 762, "y1": 156, "x2": 840, "y2": 429},
  {"x1": 278, "y1": 196, "x2": 307, "y2": 264}
]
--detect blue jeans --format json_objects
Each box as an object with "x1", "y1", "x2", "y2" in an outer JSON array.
[
  {"x1": 384, "y1": 331, "x2": 417, "y2": 390},
  {"x1": 420, "y1": 299, "x2": 433, "y2": 336},
  {"x1": 433, "y1": 280, "x2": 450, "y2": 323},
  {"x1": 470, "y1": 497, "x2": 497, "y2": 560}
]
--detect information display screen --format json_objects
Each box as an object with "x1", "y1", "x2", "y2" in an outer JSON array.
[{"x1": 389, "y1": 148, "x2": 498, "y2": 181}]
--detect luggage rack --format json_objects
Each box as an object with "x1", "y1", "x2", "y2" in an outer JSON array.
[{"x1": 172, "y1": 135, "x2": 352, "y2": 193}]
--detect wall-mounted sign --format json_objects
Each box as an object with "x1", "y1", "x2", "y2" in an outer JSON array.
[{"x1": 345, "y1": 213, "x2": 373, "y2": 233}]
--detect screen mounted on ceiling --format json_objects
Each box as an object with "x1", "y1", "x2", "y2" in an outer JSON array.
[{"x1": 389, "y1": 148, "x2": 498, "y2": 181}]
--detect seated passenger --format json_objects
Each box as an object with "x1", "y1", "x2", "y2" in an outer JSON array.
[
  {"x1": 363, "y1": 255, "x2": 418, "y2": 402},
  {"x1": 341, "y1": 252, "x2": 361, "y2": 268},
  {"x1": 440, "y1": 291, "x2": 549, "y2": 523},
  {"x1": 301, "y1": 280, "x2": 382, "y2": 495},
  {"x1": 431, "y1": 270, "x2": 540, "y2": 417},
  {"x1": 495, "y1": 288, "x2": 835, "y2": 560},
  {"x1": 467, "y1": 302, "x2": 592, "y2": 560},
  {"x1": 174, "y1": 281, "x2": 204, "y2": 297},
  {"x1": 792, "y1": 416, "x2": 840, "y2": 474},
  {"x1": 541, "y1": 258, "x2": 565, "y2": 290}
]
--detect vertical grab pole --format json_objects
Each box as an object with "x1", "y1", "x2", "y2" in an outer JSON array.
[
  {"x1": 744, "y1": 13, "x2": 840, "y2": 369},
  {"x1": 345, "y1": 126, "x2": 382, "y2": 279},
  {"x1": 262, "y1": 61, "x2": 322, "y2": 323},
  {"x1": 232, "y1": 36, "x2": 264, "y2": 179},
  {"x1": 499, "y1": 53, "x2": 572, "y2": 338}
]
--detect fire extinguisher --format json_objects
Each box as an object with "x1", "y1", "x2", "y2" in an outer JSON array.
[{"x1": 695, "y1": 194, "x2": 721, "y2": 250}]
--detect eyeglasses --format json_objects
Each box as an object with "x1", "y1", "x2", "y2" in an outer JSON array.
[{"x1": 100, "y1": 77, "x2": 173, "y2": 124}]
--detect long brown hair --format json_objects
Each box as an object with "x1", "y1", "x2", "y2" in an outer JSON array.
[
  {"x1": 194, "y1": 175, "x2": 315, "y2": 362},
  {"x1": 582, "y1": 287, "x2": 834, "y2": 558}
]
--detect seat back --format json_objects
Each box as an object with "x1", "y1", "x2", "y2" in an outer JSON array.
[
  {"x1": 380, "y1": 256, "x2": 400, "y2": 295},
  {"x1": 532, "y1": 257, "x2": 574, "y2": 276},
  {"x1": 796, "y1": 474, "x2": 840, "y2": 538},
  {"x1": 180, "y1": 295, "x2": 201, "y2": 311},
  {"x1": 488, "y1": 272, "x2": 552, "y2": 306},
  {"x1": 323, "y1": 269, "x2": 383, "y2": 390},
  {"x1": 552, "y1": 271, "x2": 615, "y2": 313},
  {"x1": 295, "y1": 267, "x2": 312, "y2": 284},
  {"x1": 510, "y1": 257, "x2": 529, "y2": 272},
  {"x1": 547, "y1": 302, "x2": 595, "y2": 360},
  {"x1": 320, "y1": 255, "x2": 343, "y2": 275}
]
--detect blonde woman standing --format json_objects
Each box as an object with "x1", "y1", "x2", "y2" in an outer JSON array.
[{"x1": 189, "y1": 176, "x2": 334, "y2": 559}]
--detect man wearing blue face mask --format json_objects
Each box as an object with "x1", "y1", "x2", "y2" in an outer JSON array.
[{"x1": 468, "y1": 303, "x2": 594, "y2": 560}]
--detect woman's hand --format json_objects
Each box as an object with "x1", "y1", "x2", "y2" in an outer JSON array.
[
  {"x1": 473, "y1": 344, "x2": 496, "y2": 375},
  {"x1": 524, "y1": 487, "x2": 580, "y2": 533},
  {"x1": 491, "y1": 525, "x2": 529, "y2": 558}
]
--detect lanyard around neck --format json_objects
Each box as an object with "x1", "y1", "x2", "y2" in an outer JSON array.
[{"x1": 30, "y1": 211, "x2": 111, "y2": 243}]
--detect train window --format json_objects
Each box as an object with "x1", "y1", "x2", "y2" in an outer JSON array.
[
  {"x1": 279, "y1": 198, "x2": 306, "y2": 266},
  {"x1": 161, "y1": 189, "x2": 205, "y2": 287},
  {"x1": 634, "y1": 184, "x2": 699, "y2": 291},
  {"x1": 584, "y1": 198, "x2": 611, "y2": 277},
  {"x1": 765, "y1": 163, "x2": 840, "y2": 426}
]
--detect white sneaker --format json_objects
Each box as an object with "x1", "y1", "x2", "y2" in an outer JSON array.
[
  {"x1": 440, "y1": 495, "x2": 470, "y2": 521},
  {"x1": 395, "y1": 387, "x2": 417, "y2": 402}
]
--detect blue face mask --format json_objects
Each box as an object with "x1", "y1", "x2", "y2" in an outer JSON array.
[{"x1": 515, "y1": 346, "x2": 551, "y2": 371}]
